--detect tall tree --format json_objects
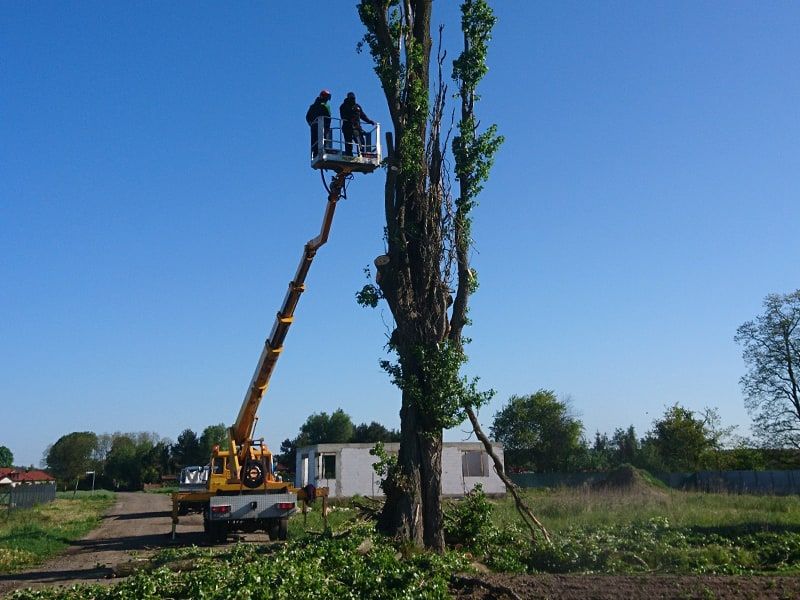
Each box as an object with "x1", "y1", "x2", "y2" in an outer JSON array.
[
  {"x1": 490, "y1": 390, "x2": 585, "y2": 472},
  {"x1": 199, "y1": 423, "x2": 228, "y2": 460},
  {"x1": 297, "y1": 409, "x2": 355, "y2": 446},
  {"x1": 0, "y1": 445, "x2": 13, "y2": 468},
  {"x1": 357, "y1": 0, "x2": 501, "y2": 549},
  {"x1": 45, "y1": 431, "x2": 97, "y2": 488},
  {"x1": 644, "y1": 404, "x2": 728, "y2": 472},
  {"x1": 735, "y1": 290, "x2": 800, "y2": 448},
  {"x1": 171, "y1": 429, "x2": 204, "y2": 468}
]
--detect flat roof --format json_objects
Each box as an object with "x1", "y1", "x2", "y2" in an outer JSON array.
[{"x1": 297, "y1": 441, "x2": 502, "y2": 453}]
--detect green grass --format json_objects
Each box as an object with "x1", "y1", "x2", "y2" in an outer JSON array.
[
  {"x1": 0, "y1": 492, "x2": 115, "y2": 573},
  {"x1": 491, "y1": 487, "x2": 800, "y2": 532},
  {"x1": 479, "y1": 486, "x2": 800, "y2": 574},
  {"x1": 144, "y1": 486, "x2": 178, "y2": 495}
]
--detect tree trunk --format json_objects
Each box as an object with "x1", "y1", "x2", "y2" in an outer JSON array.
[
  {"x1": 379, "y1": 390, "x2": 445, "y2": 551},
  {"x1": 419, "y1": 430, "x2": 444, "y2": 550}
]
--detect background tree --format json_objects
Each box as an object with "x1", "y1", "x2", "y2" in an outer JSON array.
[
  {"x1": 45, "y1": 431, "x2": 97, "y2": 489},
  {"x1": 102, "y1": 431, "x2": 167, "y2": 489},
  {"x1": 199, "y1": 423, "x2": 228, "y2": 460},
  {"x1": 352, "y1": 421, "x2": 401, "y2": 443},
  {"x1": 490, "y1": 390, "x2": 585, "y2": 472},
  {"x1": 735, "y1": 290, "x2": 800, "y2": 448},
  {"x1": 297, "y1": 409, "x2": 355, "y2": 447},
  {"x1": 276, "y1": 411, "x2": 401, "y2": 474},
  {"x1": 610, "y1": 425, "x2": 640, "y2": 466},
  {"x1": 104, "y1": 434, "x2": 138, "y2": 489},
  {"x1": 0, "y1": 446, "x2": 13, "y2": 468},
  {"x1": 357, "y1": 0, "x2": 501, "y2": 549},
  {"x1": 277, "y1": 409, "x2": 356, "y2": 470},
  {"x1": 171, "y1": 428, "x2": 204, "y2": 469},
  {"x1": 643, "y1": 404, "x2": 728, "y2": 472}
]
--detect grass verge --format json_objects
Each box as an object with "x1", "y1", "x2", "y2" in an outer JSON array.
[{"x1": 0, "y1": 491, "x2": 115, "y2": 573}]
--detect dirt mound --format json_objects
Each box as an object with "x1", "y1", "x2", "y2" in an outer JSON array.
[{"x1": 592, "y1": 465, "x2": 666, "y2": 495}]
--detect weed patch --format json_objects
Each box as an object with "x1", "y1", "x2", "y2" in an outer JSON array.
[{"x1": 0, "y1": 494, "x2": 114, "y2": 573}]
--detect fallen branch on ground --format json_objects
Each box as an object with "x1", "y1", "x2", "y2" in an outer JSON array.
[{"x1": 464, "y1": 405, "x2": 551, "y2": 544}]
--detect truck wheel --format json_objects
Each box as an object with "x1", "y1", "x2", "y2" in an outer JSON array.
[
  {"x1": 266, "y1": 519, "x2": 279, "y2": 541},
  {"x1": 277, "y1": 517, "x2": 288, "y2": 541},
  {"x1": 206, "y1": 521, "x2": 227, "y2": 543}
]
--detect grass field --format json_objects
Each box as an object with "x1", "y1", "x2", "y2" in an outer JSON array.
[
  {"x1": 0, "y1": 491, "x2": 115, "y2": 574},
  {"x1": 498, "y1": 486, "x2": 800, "y2": 532},
  {"x1": 478, "y1": 482, "x2": 800, "y2": 574}
]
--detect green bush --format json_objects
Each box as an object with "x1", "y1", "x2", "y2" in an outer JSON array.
[{"x1": 444, "y1": 484, "x2": 493, "y2": 549}]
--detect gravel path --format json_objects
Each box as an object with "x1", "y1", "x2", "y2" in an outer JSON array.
[{"x1": 0, "y1": 492, "x2": 206, "y2": 597}]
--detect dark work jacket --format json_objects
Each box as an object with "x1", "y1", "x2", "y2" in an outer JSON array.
[
  {"x1": 306, "y1": 98, "x2": 331, "y2": 126},
  {"x1": 339, "y1": 98, "x2": 373, "y2": 130}
]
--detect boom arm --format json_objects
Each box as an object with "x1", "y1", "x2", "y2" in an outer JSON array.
[{"x1": 232, "y1": 170, "x2": 351, "y2": 445}]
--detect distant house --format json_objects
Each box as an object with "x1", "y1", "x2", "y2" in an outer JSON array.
[
  {"x1": 295, "y1": 442, "x2": 505, "y2": 498},
  {"x1": 0, "y1": 468, "x2": 56, "y2": 487}
]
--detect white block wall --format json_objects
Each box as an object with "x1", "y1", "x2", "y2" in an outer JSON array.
[{"x1": 296, "y1": 442, "x2": 505, "y2": 498}]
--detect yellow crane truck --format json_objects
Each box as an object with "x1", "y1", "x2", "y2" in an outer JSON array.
[{"x1": 171, "y1": 118, "x2": 381, "y2": 542}]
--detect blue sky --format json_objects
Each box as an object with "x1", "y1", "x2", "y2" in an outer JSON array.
[{"x1": 2, "y1": 2, "x2": 798, "y2": 467}]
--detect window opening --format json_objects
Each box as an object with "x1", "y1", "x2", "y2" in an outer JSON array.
[
  {"x1": 462, "y1": 451, "x2": 486, "y2": 477},
  {"x1": 321, "y1": 453, "x2": 336, "y2": 479}
]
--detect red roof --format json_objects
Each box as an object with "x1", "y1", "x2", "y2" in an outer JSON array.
[{"x1": 0, "y1": 468, "x2": 55, "y2": 483}]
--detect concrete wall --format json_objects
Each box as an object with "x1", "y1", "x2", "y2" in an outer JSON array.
[{"x1": 296, "y1": 442, "x2": 505, "y2": 498}]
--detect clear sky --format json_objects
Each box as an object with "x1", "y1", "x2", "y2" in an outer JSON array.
[{"x1": 2, "y1": 2, "x2": 799, "y2": 467}]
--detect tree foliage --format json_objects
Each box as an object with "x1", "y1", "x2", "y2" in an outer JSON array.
[
  {"x1": 736, "y1": 290, "x2": 800, "y2": 448},
  {"x1": 102, "y1": 432, "x2": 169, "y2": 490},
  {"x1": 171, "y1": 429, "x2": 204, "y2": 469},
  {"x1": 0, "y1": 445, "x2": 13, "y2": 468},
  {"x1": 644, "y1": 404, "x2": 730, "y2": 472},
  {"x1": 297, "y1": 409, "x2": 356, "y2": 447},
  {"x1": 45, "y1": 431, "x2": 98, "y2": 486},
  {"x1": 352, "y1": 421, "x2": 401, "y2": 443},
  {"x1": 199, "y1": 423, "x2": 228, "y2": 459},
  {"x1": 277, "y1": 410, "x2": 400, "y2": 471},
  {"x1": 490, "y1": 390, "x2": 585, "y2": 472}
]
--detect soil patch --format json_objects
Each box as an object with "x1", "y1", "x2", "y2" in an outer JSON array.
[{"x1": 451, "y1": 572, "x2": 800, "y2": 599}]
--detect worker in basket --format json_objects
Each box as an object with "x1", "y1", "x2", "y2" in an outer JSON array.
[
  {"x1": 339, "y1": 91, "x2": 375, "y2": 156},
  {"x1": 306, "y1": 89, "x2": 332, "y2": 157}
]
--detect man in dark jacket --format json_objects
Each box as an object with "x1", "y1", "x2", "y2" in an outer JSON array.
[
  {"x1": 306, "y1": 89, "x2": 331, "y2": 157},
  {"x1": 339, "y1": 92, "x2": 375, "y2": 156}
]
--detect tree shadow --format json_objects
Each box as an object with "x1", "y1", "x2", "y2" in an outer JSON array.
[
  {"x1": 0, "y1": 565, "x2": 112, "y2": 584},
  {"x1": 112, "y1": 511, "x2": 171, "y2": 520}
]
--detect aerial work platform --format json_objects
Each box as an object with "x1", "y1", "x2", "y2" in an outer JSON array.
[{"x1": 309, "y1": 116, "x2": 381, "y2": 173}]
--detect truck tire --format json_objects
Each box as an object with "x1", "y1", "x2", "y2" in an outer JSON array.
[
  {"x1": 277, "y1": 517, "x2": 288, "y2": 541},
  {"x1": 206, "y1": 520, "x2": 227, "y2": 543},
  {"x1": 267, "y1": 519, "x2": 279, "y2": 541},
  {"x1": 267, "y1": 517, "x2": 289, "y2": 541},
  {"x1": 241, "y1": 460, "x2": 265, "y2": 489}
]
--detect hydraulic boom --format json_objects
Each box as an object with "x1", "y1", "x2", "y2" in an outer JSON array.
[
  {"x1": 228, "y1": 169, "x2": 351, "y2": 475},
  {"x1": 171, "y1": 169, "x2": 352, "y2": 541}
]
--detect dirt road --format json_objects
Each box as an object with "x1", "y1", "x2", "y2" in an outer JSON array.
[{"x1": 0, "y1": 492, "x2": 208, "y2": 597}]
